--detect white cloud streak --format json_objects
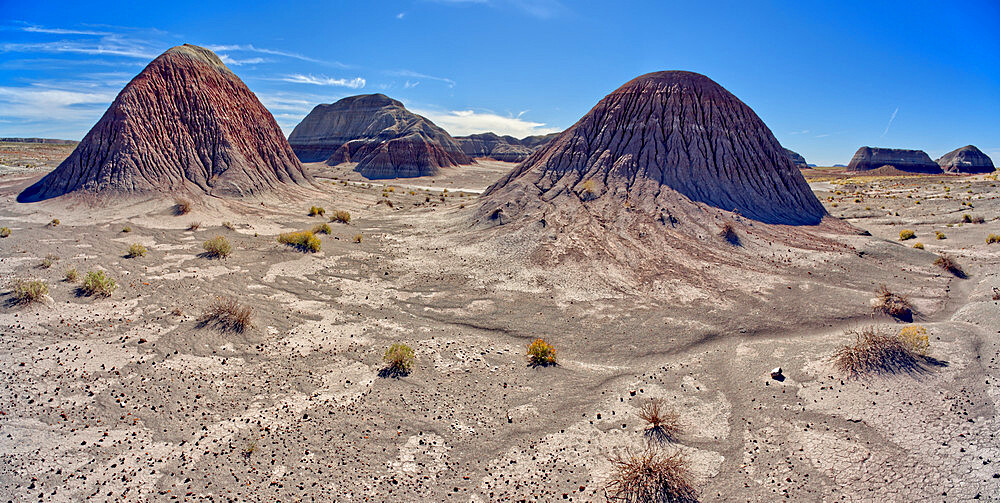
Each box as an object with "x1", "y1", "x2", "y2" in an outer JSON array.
[
  {"x1": 281, "y1": 74, "x2": 366, "y2": 88},
  {"x1": 388, "y1": 69, "x2": 455, "y2": 88},
  {"x1": 881, "y1": 106, "x2": 899, "y2": 138},
  {"x1": 411, "y1": 108, "x2": 561, "y2": 138},
  {"x1": 21, "y1": 25, "x2": 112, "y2": 36}
]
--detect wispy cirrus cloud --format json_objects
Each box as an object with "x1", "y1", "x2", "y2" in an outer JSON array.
[
  {"x1": 0, "y1": 38, "x2": 160, "y2": 59},
  {"x1": 0, "y1": 85, "x2": 116, "y2": 123},
  {"x1": 281, "y1": 74, "x2": 366, "y2": 88},
  {"x1": 426, "y1": 0, "x2": 566, "y2": 18},
  {"x1": 205, "y1": 44, "x2": 351, "y2": 68},
  {"x1": 387, "y1": 69, "x2": 455, "y2": 88},
  {"x1": 410, "y1": 107, "x2": 561, "y2": 138},
  {"x1": 881, "y1": 106, "x2": 899, "y2": 138},
  {"x1": 217, "y1": 54, "x2": 269, "y2": 66},
  {"x1": 21, "y1": 25, "x2": 112, "y2": 36}
]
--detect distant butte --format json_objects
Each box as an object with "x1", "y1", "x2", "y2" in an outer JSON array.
[
  {"x1": 17, "y1": 44, "x2": 310, "y2": 203},
  {"x1": 936, "y1": 145, "x2": 996, "y2": 174},
  {"x1": 288, "y1": 94, "x2": 471, "y2": 179},
  {"x1": 846, "y1": 147, "x2": 942, "y2": 174}
]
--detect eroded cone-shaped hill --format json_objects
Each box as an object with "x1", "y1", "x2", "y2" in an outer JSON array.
[
  {"x1": 288, "y1": 94, "x2": 471, "y2": 179},
  {"x1": 477, "y1": 71, "x2": 826, "y2": 228},
  {"x1": 936, "y1": 145, "x2": 996, "y2": 174},
  {"x1": 846, "y1": 147, "x2": 942, "y2": 174},
  {"x1": 18, "y1": 44, "x2": 310, "y2": 203}
]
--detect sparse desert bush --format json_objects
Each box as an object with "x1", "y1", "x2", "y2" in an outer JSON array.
[
  {"x1": 80, "y1": 270, "x2": 116, "y2": 297},
  {"x1": 933, "y1": 254, "x2": 965, "y2": 277},
  {"x1": 188, "y1": 222, "x2": 201, "y2": 231},
  {"x1": 987, "y1": 234, "x2": 1000, "y2": 245},
  {"x1": 874, "y1": 284, "x2": 912, "y2": 320},
  {"x1": 329, "y1": 210, "x2": 351, "y2": 224},
  {"x1": 40, "y1": 254, "x2": 58, "y2": 269},
  {"x1": 0, "y1": 227, "x2": 9, "y2": 237},
  {"x1": 719, "y1": 222, "x2": 739, "y2": 245},
  {"x1": 898, "y1": 229, "x2": 915, "y2": 240},
  {"x1": 962, "y1": 214, "x2": 985, "y2": 224},
  {"x1": 638, "y1": 399, "x2": 681, "y2": 443},
  {"x1": 278, "y1": 230, "x2": 321, "y2": 252},
  {"x1": 126, "y1": 243, "x2": 147, "y2": 258},
  {"x1": 121, "y1": 225, "x2": 132, "y2": 233},
  {"x1": 833, "y1": 326, "x2": 924, "y2": 377},
  {"x1": 171, "y1": 307, "x2": 183, "y2": 316},
  {"x1": 581, "y1": 179, "x2": 598, "y2": 199},
  {"x1": 311, "y1": 223, "x2": 331, "y2": 235},
  {"x1": 935, "y1": 231, "x2": 946, "y2": 240},
  {"x1": 48, "y1": 219, "x2": 60, "y2": 227},
  {"x1": 11, "y1": 279, "x2": 48, "y2": 304},
  {"x1": 64, "y1": 267, "x2": 79, "y2": 283},
  {"x1": 174, "y1": 199, "x2": 191, "y2": 215},
  {"x1": 308, "y1": 206, "x2": 326, "y2": 217},
  {"x1": 899, "y1": 325, "x2": 929, "y2": 356},
  {"x1": 913, "y1": 242, "x2": 924, "y2": 249},
  {"x1": 198, "y1": 297, "x2": 252, "y2": 333},
  {"x1": 382, "y1": 343, "x2": 415, "y2": 376},
  {"x1": 353, "y1": 233, "x2": 363, "y2": 243},
  {"x1": 605, "y1": 448, "x2": 697, "y2": 503},
  {"x1": 222, "y1": 221, "x2": 236, "y2": 231},
  {"x1": 527, "y1": 338, "x2": 556, "y2": 366},
  {"x1": 202, "y1": 236, "x2": 232, "y2": 258}
]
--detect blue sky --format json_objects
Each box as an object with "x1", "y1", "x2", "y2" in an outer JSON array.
[{"x1": 1, "y1": 0, "x2": 997, "y2": 166}]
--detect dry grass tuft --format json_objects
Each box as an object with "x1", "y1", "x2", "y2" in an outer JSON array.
[
  {"x1": 638, "y1": 399, "x2": 681, "y2": 443},
  {"x1": 64, "y1": 268, "x2": 79, "y2": 283},
  {"x1": 898, "y1": 229, "x2": 915, "y2": 240},
  {"x1": 874, "y1": 285, "x2": 913, "y2": 320},
  {"x1": 962, "y1": 214, "x2": 985, "y2": 224},
  {"x1": 833, "y1": 326, "x2": 927, "y2": 377},
  {"x1": 11, "y1": 279, "x2": 48, "y2": 304},
  {"x1": 188, "y1": 222, "x2": 201, "y2": 231},
  {"x1": 527, "y1": 338, "x2": 556, "y2": 367},
  {"x1": 278, "y1": 231, "x2": 321, "y2": 253},
  {"x1": 987, "y1": 234, "x2": 999, "y2": 245},
  {"x1": 381, "y1": 343, "x2": 415, "y2": 377},
  {"x1": 222, "y1": 221, "x2": 236, "y2": 231},
  {"x1": 718, "y1": 221, "x2": 740, "y2": 245},
  {"x1": 933, "y1": 254, "x2": 965, "y2": 277},
  {"x1": 40, "y1": 254, "x2": 58, "y2": 269},
  {"x1": 80, "y1": 270, "x2": 116, "y2": 297},
  {"x1": 308, "y1": 206, "x2": 326, "y2": 217},
  {"x1": 605, "y1": 448, "x2": 697, "y2": 503},
  {"x1": 202, "y1": 236, "x2": 232, "y2": 258},
  {"x1": 197, "y1": 297, "x2": 252, "y2": 333},
  {"x1": 174, "y1": 199, "x2": 192, "y2": 215},
  {"x1": 126, "y1": 243, "x2": 147, "y2": 258},
  {"x1": 935, "y1": 231, "x2": 946, "y2": 240},
  {"x1": 48, "y1": 219, "x2": 60, "y2": 227},
  {"x1": 311, "y1": 223, "x2": 331, "y2": 235},
  {"x1": 0, "y1": 227, "x2": 10, "y2": 238},
  {"x1": 121, "y1": 224, "x2": 131, "y2": 233},
  {"x1": 352, "y1": 233, "x2": 363, "y2": 243},
  {"x1": 912, "y1": 242, "x2": 924, "y2": 249},
  {"x1": 329, "y1": 210, "x2": 351, "y2": 224}
]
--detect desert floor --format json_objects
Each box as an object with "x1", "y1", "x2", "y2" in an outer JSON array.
[{"x1": 1, "y1": 150, "x2": 999, "y2": 502}]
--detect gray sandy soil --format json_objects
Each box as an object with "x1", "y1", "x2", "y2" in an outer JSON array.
[{"x1": 1, "y1": 156, "x2": 998, "y2": 501}]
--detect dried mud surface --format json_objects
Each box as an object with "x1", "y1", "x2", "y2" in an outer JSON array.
[{"x1": 1, "y1": 157, "x2": 998, "y2": 502}]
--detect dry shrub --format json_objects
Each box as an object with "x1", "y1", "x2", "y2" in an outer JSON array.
[
  {"x1": 962, "y1": 214, "x2": 985, "y2": 224},
  {"x1": 121, "y1": 225, "x2": 132, "y2": 233},
  {"x1": 833, "y1": 326, "x2": 923, "y2": 377},
  {"x1": 912, "y1": 242, "x2": 924, "y2": 249},
  {"x1": 308, "y1": 206, "x2": 325, "y2": 217},
  {"x1": 329, "y1": 210, "x2": 351, "y2": 224},
  {"x1": 311, "y1": 223, "x2": 331, "y2": 235},
  {"x1": 987, "y1": 234, "x2": 999, "y2": 245},
  {"x1": 48, "y1": 219, "x2": 60, "y2": 227},
  {"x1": 126, "y1": 243, "x2": 147, "y2": 258},
  {"x1": 874, "y1": 285, "x2": 912, "y2": 320},
  {"x1": 382, "y1": 343, "x2": 415, "y2": 376},
  {"x1": 935, "y1": 231, "x2": 946, "y2": 240},
  {"x1": 64, "y1": 268, "x2": 79, "y2": 283},
  {"x1": 174, "y1": 199, "x2": 191, "y2": 215},
  {"x1": 719, "y1": 222, "x2": 739, "y2": 245},
  {"x1": 0, "y1": 227, "x2": 10, "y2": 238},
  {"x1": 278, "y1": 230, "x2": 321, "y2": 253},
  {"x1": 353, "y1": 233, "x2": 363, "y2": 243},
  {"x1": 605, "y1": 448, "x2": 697, "y2": 503},
  {"x1": 188, "y1": 222, "x2": 201, "y2": 231},
  {"x1": 898, "y1": 325, "x2": 929, "y2": 355},
  {"x1": 80, "y1": 270, "x2": 116, "y2": 297},
  {"x1": 198, "y1": 297, "x2": 252, "y2": 333},
  {"x1": 222, "y1": 221, "x2": 236, "y2": 231},
  {"x1": 527, "y1": 338, "x2": 556, "y2": 367},
  {"x1": 11, "y1": 279, "x2": 48, "y2": 304},
  {"x1": 40, "y1": 254, "x2": 58, "y2": 269},
  {"x1": 933, "y1": 254, "x2": 965, "y2": 277},
  {"x1": 898, "y1": 229, "x2": 915, "y2": 240},
  {"x1": 202, "y1": 236, "x2": 232, "y2": 258},
  {"x1": 638, "y1": 399, "x2": 681, "y2": 443}
]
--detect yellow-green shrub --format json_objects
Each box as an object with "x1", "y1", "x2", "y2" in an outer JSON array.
[
  {"x1": 527, "y1": 338, "x2": 556, "y2": 366},
  {"x1": 126, "y1": 243, "x2": 147, "y2": 258},
  {"x1": 81, "y1": 270, "x2": 116, "y2": 297},
  {"x1": 311, "y1": 223, "x2": 331, "y2": 235},
  {"x1": 329, "y1": 210, "x2": 351, "y2": 224},
  {"x1": 309, "y1": 206, "x2": 325, "y2": 217},
  {"x1": 278, "y1": 231, "x2": 321, "y2": 252},
  {"x1": 202, "y1": 235, "x2": 232, "y2": 258},
  {"x1": 899, "y1": 230, "x2": 915, "y2": 240},
  {"x1": 11, "y1": 279, "x2": 48, "y2": 304},
  {"x1": 382, "y1": 343, "x2": 415, "y2": 375},
  {"x1": 899, "y1": 325, "x2": 929, "y2": 355}
]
